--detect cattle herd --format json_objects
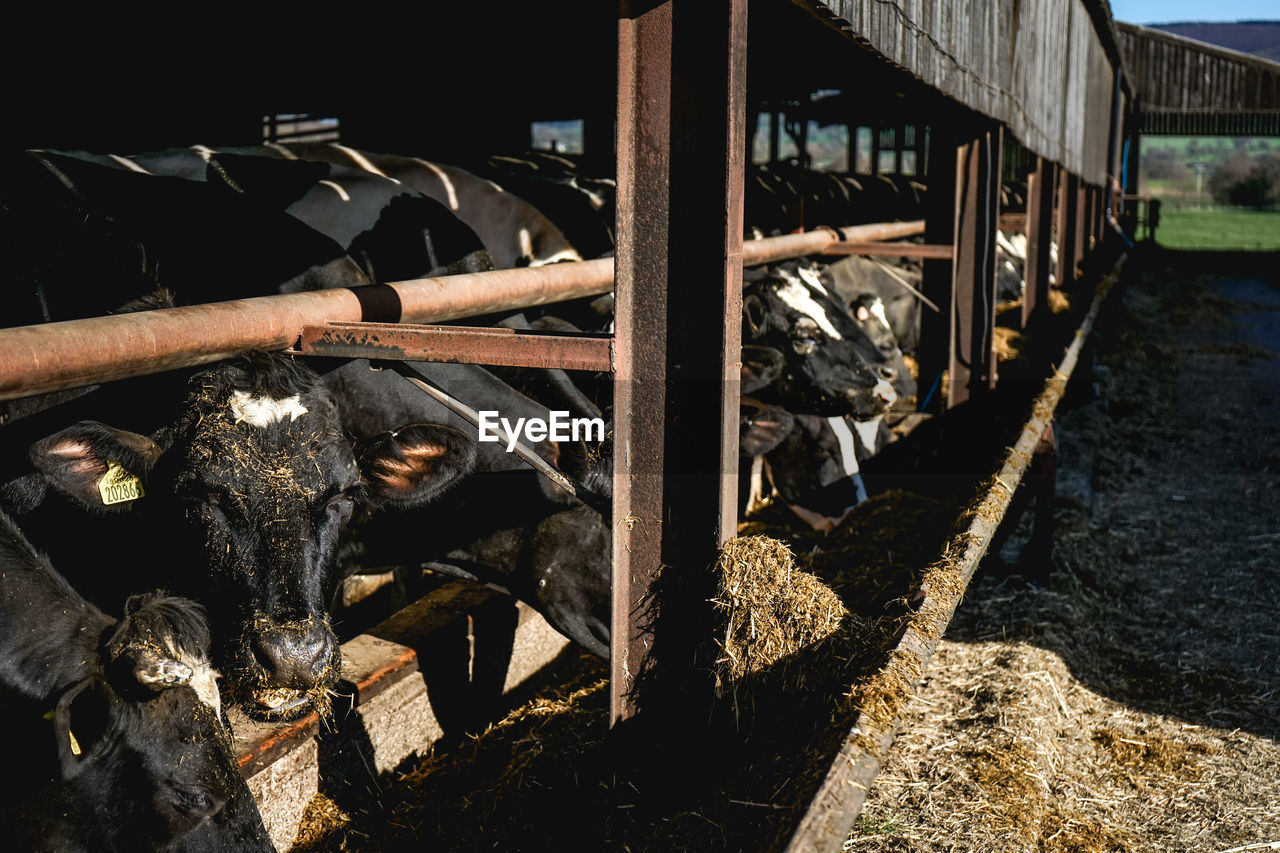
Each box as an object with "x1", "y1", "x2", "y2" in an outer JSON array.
[{"x1": 0, "y1": 141, "x2": 1038, "y2": 849}]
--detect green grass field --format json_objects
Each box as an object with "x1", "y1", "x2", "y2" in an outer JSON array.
[{"x1": 1154, "y1": 207, "x2": 1280, "y2": 251}]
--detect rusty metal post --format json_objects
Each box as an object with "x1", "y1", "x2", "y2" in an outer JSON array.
[
  {"x1": 612, "y1": 0, "x2": 747, "y2": 727},
  {"x1": 947, "y1": 123, "x2": 1003, "y2": 407},
  {"x1": 917, "y1": 121, "x2": 956, "y2": 414},
  {"x1": 1056, "y1": 171, "x2": 1079, "y2": 287},
  {"x1": 1022, "y1": 158, "x2": 1057, "y2": 329},
  {"x1": 1073, "y1": 178, "x2": 1088, "y2": 274}
]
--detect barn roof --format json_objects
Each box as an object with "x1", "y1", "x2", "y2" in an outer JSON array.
[
  {"x1": 797, "y1": 0, "x2": 1127, "y2": 185},
  {"x1": 1116, "y1": 21, "x2": 1280, "y2": 135}
]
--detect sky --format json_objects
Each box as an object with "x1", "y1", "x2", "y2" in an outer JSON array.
[{"x1": 1108, "y1": 0, "x2": 1279, "y2": 24}]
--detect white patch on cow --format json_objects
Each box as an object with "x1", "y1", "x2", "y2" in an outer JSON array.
[
  {"x1": 867, "y1": 297, "x2": 891, "y2": 332},
  {"x1": 872, "y1": 379, "x2": 897, "y2": 407},
  {"x1": 178, "y1": 653, "x2": 221, "y2": 719},
  {"x1": 518, "y1": 227, "x2": 534, "y2": 260},
  {"x1": 265, "y1": 142, "x2": 299, "y2": 160},
  {"x1": 228, "y1": 391, "x2": 308, "y2": 427},
  {"x1": 333, "y1": 144, "x2": 400, "y2": 184},
  {"x1": 530, "y1": 247, "x2": 584, "y2": 266},
  {"x1": 996, "y1": 230, "x2": 1020, "y2": 260},
  {"x1": 318, "y1": 179, "x2": 351, "y2": 202},
  {"x1": 773, "y1": 271, "x2": 843, "y2": 340},
  {"x1": 795, "y1": 264, "x2": 831, "y2": 297},
  {"x1": 109, "y1": 154, "x2": 150, "y2": 174},
  {"x1": 411, "y1": 158, "x2": 458, "y2": 209},
  {"x1": 190, "y1": 145, "x2": 217, "y2": 163},
  {"x1": 826, "y1": 416, "x2": 861, "y2": 476},
  {"x1": 852, "y1": 415, "x2": 883, "y2": 455}
]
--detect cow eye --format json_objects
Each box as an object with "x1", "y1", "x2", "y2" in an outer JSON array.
[
  {"x1": 792, "y1": 339, "x2": 817, "y2": 356},
  {"x1": 322, "y1": 489, "x2": 357, "y2": 524}
]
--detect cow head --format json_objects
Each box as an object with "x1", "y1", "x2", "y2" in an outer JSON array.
[
  {"x1": 51, "y1": 592, "x2": 237, "y2": 848},
  {"x1": 743, "y1": 262, "x2": 900, "y2": 419},
  {"x1": 24, "y1": 352, "x2": 475, "y2": 721}
]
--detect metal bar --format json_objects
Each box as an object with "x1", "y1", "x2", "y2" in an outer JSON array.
[
  {"x1": 918, "y1": 123, "x2": 957, "y2": 416},
  {"x1": 785, "y1": 258, "x2": 1124, "y2": 853},
  {"x1": 998, "y1": 212, "x2": 1027, "y2": 231},
  {"x1": 1056, "y1": 171, "x2": 1079, "y2": 287},
  {"x1": 0, "y1": 260, "x2": 610, "y2": 402},
  {"x1": 296, "y1": 322, "x2": 613, "y2": 373},
  {"x1": 743, "y1": 220, "x2": 925, "y2": 266},
  {"x1": 0, "y1": 221, "x2": 921, "y2": 403},
  {"x1": 1073, "y1": 179, "x2": 1088, "y2": 276},
  {"x1": 821, "y1": 242, "x2": 954, "y2": 259},
  {"x1": 948, "y1": 124, "x2": 1002, "y2": 407},
  {"x1": 612, "y1": 0, "x2": 747, "y2": 727},
  {"x1": 1023, "y1": 158, "x2": 1057, "y2": 329}
]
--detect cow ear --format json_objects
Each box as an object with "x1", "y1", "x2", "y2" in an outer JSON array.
[
  {"x1": 740, "y1": 404, "x2": 795, "y2": 457},
  {"x1": 53, "y1": 679, "x2": 108, "y2": 779},
  {"x1": 743, "y1": 294, "x2": 772, "y2": 340},
  {"x1": 741, "y1": 345, "x2": 786, "y2": 394},
  {"x1": 29, "y1": 422, "x2": 163, "y2": 514},
  {"x1": 356, "y1": 423, "x2": 476, "y2": 509}
]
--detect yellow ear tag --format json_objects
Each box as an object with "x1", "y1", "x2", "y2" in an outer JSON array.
[
  {"x1": 99, "y1": 460, "x2": 144, "y2": 506},
  {"x1": 68, "y1": 729, "x2": 81, "y2": 757}
]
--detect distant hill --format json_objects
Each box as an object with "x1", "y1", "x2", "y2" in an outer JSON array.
[{"x1": 1145, "y1": 21, "x2": 1280, "y2": 62}]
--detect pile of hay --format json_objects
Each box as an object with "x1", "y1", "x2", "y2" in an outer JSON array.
[{"x1": 292, "y1": 534, "x2": 935, "y2": 852}]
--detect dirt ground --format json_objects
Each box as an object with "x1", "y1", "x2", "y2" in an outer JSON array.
[{"x1": 848, "y1": 246, "x2": 1280, "y2": 852}]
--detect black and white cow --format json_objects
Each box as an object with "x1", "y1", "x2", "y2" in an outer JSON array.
[
  {"x1": 3, "y1": 352, "x2": 475, "y2": 721},
  {"x1": 743, "y1": 259, "x2": 909, "y2": 419},
  {"x1": 821, "y1": 253, "x2": 924, "y2": 356},
  {"x1": 265, "y1": 143, "x2": 583, "y2": 270},
  {"x1": 4, "y1": 149, "x2": 372, "y2": 328},
  {"x1": 0, "y1": 509, "x2": 272, "y2": 851},
  {"x1": 53, "y1": 145, "x2": 495, "y2": 285}
]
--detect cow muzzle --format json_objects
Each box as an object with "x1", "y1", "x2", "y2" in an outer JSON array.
[{"x1": 247, "y1": 617, "x2": 337, "y2": 713}]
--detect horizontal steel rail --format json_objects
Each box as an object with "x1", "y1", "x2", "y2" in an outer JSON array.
[
  {"x1": 297, "y1": 323, "x2": 614, "y2": 373},
  {"x1": 0, "y1": 221, "x2": 925, "y2": 402}
]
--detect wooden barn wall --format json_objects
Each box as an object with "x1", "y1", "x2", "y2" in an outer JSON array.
[
  {"x1": 804, "y1": 0, "x2": 1116, "y2": 185},
  {"x1": 1116, "y1": 22, "x2": 1280, "y2": 113}
]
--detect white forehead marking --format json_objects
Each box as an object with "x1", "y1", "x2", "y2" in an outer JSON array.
[
  {"x1": 265, "y1": 141, "x2": 299, "y2": 160},
  {"x1": 334, "y1": 144, "x2": 400, "y2": 184},
  {"x1": 109, "y1": 154, "x2": 150, "y2": 174},
  {"x1": 795, "y1": 264, "x2": 830, "y2": 296},
  {"x1": 412, "y1": 158, "x2": 458, "y2": 209},
  {"x1": 868, "y1": 297, "x2": 891, "y2": 332},
  {"x1": 774, "y1": 270, "x2": 843, "y2": 340},
  {"x1": 229, "y1": 391, "x2": 308, "y2": 427},
  {"x1": 852, "y1": 415, "x2": 883, "y2": 454},
  {"x1": 190, "y1": 145, "x2": 217, "y2": 162},
  {"x1": 826, "y1": 416, "x2": 861, "y2": 476},
  {"x1": 318, "y1": 179, "x2": 351, "y2": 202}
]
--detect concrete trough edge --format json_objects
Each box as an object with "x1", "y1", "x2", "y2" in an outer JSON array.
[
  {"x1": 783, "y1": 256, "x2": 1125, "y2": 852},
  {"x1": 232, "y1": 581, "x2": 572, "y2": 851}
]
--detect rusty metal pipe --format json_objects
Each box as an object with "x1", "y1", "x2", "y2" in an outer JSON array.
[
  {"x1": 0, "y1": 222, "x2": 924, "y2": 402},
  {"x1": 741, "y1": 219, "x2": 925, "y2": 266}
]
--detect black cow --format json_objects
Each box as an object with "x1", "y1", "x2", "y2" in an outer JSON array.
[
  {"x1": 53, "y1": 145, "x2": 494, "y2": 285},
  {"x1": 4, "y1": 149, "x2": 371, "y2": 328},
  {"x1": 3, "y1": 352, "x2": 475, "y2": 721},
  {"x1": 0, "y1": 509, "x2": 271, "y2": 851}
]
